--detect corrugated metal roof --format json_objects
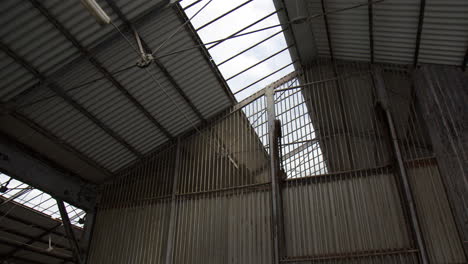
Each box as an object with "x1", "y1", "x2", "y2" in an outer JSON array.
[
  {"x1": 0, "y1": 0, "x2": 234, "y2": 180},
  {"x1": 289, "y1": 0, "x2": 467, "y2": 66}
]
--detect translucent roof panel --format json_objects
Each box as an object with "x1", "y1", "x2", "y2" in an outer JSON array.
[
  {"x1": 181, "y1": 0, "x2": 295, "y2": 101},
  {"x1": 0, "y1": 173, "x2": 85, "y2": 227}
]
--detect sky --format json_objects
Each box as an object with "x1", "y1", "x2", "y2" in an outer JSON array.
[{"x1": 181, "y1": 0, "x2": 295, "y2": 101}]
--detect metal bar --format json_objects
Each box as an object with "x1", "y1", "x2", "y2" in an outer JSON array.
[
  {"x1": 183, "y1": 0, "x2": 203, "y2": 10},
  {"x1": 80, "y1": 210, "x2": 95, "y2": 264},
  {"x1": 165, "y1": 138, "x2": 181, "y2": 264},
  {"x1": 368, "y1": 0, "x2": 374, "y2": 63},
  {"x1": 0, "y1": 40, "x2": 143, "y2": 159},
  {"x1": 234, "y1": 61, "x2": 296, "y2": 95},
  {"x1": 207, "y1": 10, "x2": 279, "y2": 50},
  {"x1": 372, "y1": 68, "x2": 429, "y2": 264},
  {"x1": 105, "y1": 0, "x2": 205, "y2": 122},
  {"x1": 28, "y1": 0, "x2": 172, "y2": 141},
  {"x1": 266, "y1": 87, "x2": 281, "y2": 264},
  {"x1": 413, "y1": 0, "x2": 426, "y2": 66},
  {"x1": 218, "y1": 29, "x2": 285, "y2": 66},
  {"x1": 226, "y1": 45, "x2": 293, "y2": 82},
  {"x1": 195, "y1": 0, "x2": 253, "y2": 31},
  {"x1": 57, "y1": 199, "x2": 83, "y2": 264}
]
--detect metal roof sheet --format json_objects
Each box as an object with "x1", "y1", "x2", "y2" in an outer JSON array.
[
  {"x1": 287, "y1": 0, "x2": 467, "y2": 67},
  {"x1": 0, "y1": 0, "x2": 234, "y2": 179}
]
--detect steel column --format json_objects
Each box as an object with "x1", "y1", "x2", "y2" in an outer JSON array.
[
  {"x1": 266, "y1": 86, "x2": 283, "y2": 263},
  {"x1": 57, "y1": 199, "x2": 84, "y2": 264},
  {"x1": 372, "y1": 68, "x2": 429, "y2": 264}
]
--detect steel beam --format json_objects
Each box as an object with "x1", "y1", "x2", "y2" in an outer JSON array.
[
  {"x1": 28, "y1": 0, "x2": 172, "y2": 141},
  {"x1": 266, "y1": 87, "x2": 282, "y2": 264},
  {"x1": 57, "y1": 199, "x2": 83, "y2": 264},
  {"x1": 0, "y1": 136, "x2": 96, "y2": 210},
  {"x1": 413, "y1": 0, "x2": 426, "y2": 66},
  {"x1": 105, "y1": 0, "x2": 205, "y2": 122}
]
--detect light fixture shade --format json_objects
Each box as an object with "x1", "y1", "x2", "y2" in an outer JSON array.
[{"x1": 80, "y1": 0, "x2": 111, "y2": 25}]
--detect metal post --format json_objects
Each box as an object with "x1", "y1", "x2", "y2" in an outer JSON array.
[
  {"x1": 56, "y1": 199, "x2": 83, "y2": 264},
  {"x1": 80, "y1": 210, "x2": 96, "y2": 264},
  {"x1": 165, "y1": 138, "x2": 181, "y2": 264},
  {"x1": 372, "y1": 68, "x2": 429, "y2": 264},
  {"x1": 266, "y1": 87, "x2": 283, "y2": 263}
]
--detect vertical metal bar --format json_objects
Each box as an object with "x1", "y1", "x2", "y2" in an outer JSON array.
[
  {"x1": 266, "y1": 86, "x2": 282, "y2": 263},
  {"x1": 56, "y1": 199, "x2": 83, "y2": 264},
  {"x1": 80, "y1": 210, "x2": 96, "y2": 264},
  {"x1": 165, "y1": 138, "x2": 181, "y2": 264},
  {"x1": 372, "y1": 69, "x2": 429, "y2": 264}
]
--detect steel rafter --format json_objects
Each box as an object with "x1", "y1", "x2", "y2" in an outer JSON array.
[
  {"x1": 0, "y1": 41, "x2": 143, "y2": 159},
  {"x1": 28, "y1": 0, "x2": 172, "y2": 141},
  {"x1": 413, "y1": 0, "x2": 426, "y2": 66}
]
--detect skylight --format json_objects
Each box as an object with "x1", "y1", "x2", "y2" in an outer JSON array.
[
  {"x1": 0, "y1": 173, "x2": 85, "y2": 227},
  {"x1": 181, "y1": 0, "x2": 295, "y2": 101}
]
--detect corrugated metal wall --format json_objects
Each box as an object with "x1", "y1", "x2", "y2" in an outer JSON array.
[{"x1": 88, "y1": 59, "x2": 466, "y2": 263}]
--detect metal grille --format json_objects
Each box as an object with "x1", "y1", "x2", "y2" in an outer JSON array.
[{"x1": 88, "y1": 59, "x2": 467, "y2": 264}]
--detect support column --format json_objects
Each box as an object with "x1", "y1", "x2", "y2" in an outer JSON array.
[
  {"x1": 266, "y1": 87, "x2": 284, "y2": 263},
  {"x1": 57, "y1": 199, "x2": 83, "y2": 264},
  {"x1": 373, "y1": 69, "x2": 429, "y2": 264},
  {"x1": 165, "y1": 138, "x2": 181, "y2": 264}
]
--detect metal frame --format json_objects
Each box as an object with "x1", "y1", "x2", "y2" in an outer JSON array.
[
  {"x1": 174, "y1": 3, "x2": 237, "y2": 103},
  {"x1": 372, "y1": 68, "x2": 429, "y2": 263},
  {"x1": 28, "y1": 0, "x2": 172, "y2": 143},
  {"x1": 57, "y1": 199, "x2": 84, "y2": 264},
  {"x1": 105, "y1": 0, "x2": 205, "y2": 123},
  {"x1": 0, "y1": 40, "x2": 143, "y2": 158},
  {"x1": 0, "y1": 135, "x2": 96, "y2": 210}
]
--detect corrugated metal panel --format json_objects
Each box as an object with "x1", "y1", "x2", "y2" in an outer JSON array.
[
  {"x1": 418, "y1": 0, "x2": 468, "y2": 65},
  {"x1": 1, "y1": 0, "x2": 234, "y2": 176},
  {"x1": 301, "y1": 0, "x2": 467, "y2": 66},
  {"x1": 0, "y1": 0, "x2": 81, "y2": 75},
  {"x1": 19, "y1": 92, "x2": 137, "y2": 171},
  {"x1": 374, "y1": 0, "x2": 419, "y2": 64},
  {"x1": 0, "y1": 51, "x2": 37, "y2": 101},
  {"x1": 409, "y1": 164, "x2": 466, "y2": 263},
  {"x1": 282, "y1": 172, "x2": 412, "y2": 256},
  {"x1": 40, "y1": 0, "x2": 121, "y2": 49}
]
